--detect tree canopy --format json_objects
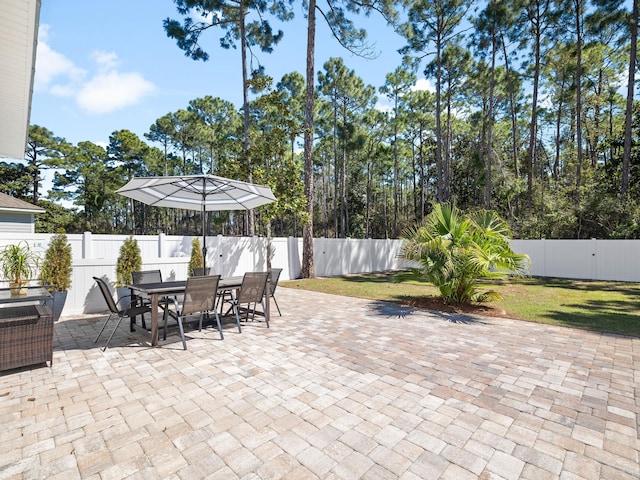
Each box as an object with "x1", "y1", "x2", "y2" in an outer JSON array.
[{"x1": 14, "y1": 0, "x2": 640, "y2": 242}]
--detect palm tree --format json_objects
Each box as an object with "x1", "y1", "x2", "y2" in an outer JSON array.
[{"x1": 399, "y1": 203, "x2": 530, "y2": 304}]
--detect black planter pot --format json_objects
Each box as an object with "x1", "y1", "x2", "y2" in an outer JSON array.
[{"x1": 51, "y1": 290, "x2": 67, "y2": 321}]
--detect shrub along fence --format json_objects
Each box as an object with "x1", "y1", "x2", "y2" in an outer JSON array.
[{"x1": 0, "y1": 233, "x2": 638, "y2": 317}]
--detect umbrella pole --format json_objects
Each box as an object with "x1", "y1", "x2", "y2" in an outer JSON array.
[
  {"x1": 202, "y1": 205, "x2": 207, "y2": 272},
  {"x1": 201, "y1": 178, "x2": 207, "y2": 273}
]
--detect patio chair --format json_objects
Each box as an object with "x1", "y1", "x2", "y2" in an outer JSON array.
[
  {"x1": 93, "y1": 277, "x2": 151, "y2": 351},
  {"x1": 130, "y1": 269, "x2": 164, "y2": 331},
  {"x1": 230, "y1": 272, "x2": 270, "y2": 328},
  {"x1": 268, "y1": 268, "x2": 283, "y2": 316},
  {"x1": 162, "y1": 275, "x2": 224, "y2": 348}
]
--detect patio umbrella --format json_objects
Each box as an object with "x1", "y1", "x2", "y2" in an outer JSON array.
[{"x1": 116, "y1": 174, "x2": 276, "y2": 271}]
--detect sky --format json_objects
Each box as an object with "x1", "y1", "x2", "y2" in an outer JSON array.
[{"x1": 30, "y1": 0, "x2": 427, "y2": 153}]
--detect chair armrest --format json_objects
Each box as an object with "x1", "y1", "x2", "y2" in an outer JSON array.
[{"x1": 115, "y1": 294, "x2": 135, "y2": 308}]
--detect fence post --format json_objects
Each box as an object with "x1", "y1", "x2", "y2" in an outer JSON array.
[
  {"x1": 158, "y1": 233, "x2": 165, "y2": 258},
  {"x1": 215, "y1": 234, "x2": 223, "y2": 276},
  {"x1": 287, "y1": 236, "x2": 301, "y2": 280},
  {"x1": 82, "y1": 231, "x2": 92, "y2": 259},
  {"x1": 541, "y1": 238, "x2": 546, "y2": 277},
  {"x1": 251, "y1": 235, "x2": 257, "y2": 270},
  {"x1": 591, "y1": 238, "x2": 597, "y2": 280}
]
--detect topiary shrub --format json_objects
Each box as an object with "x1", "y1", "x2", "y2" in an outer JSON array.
[
  {"x1": 116, "y1": 236, "x2": 142, "y2": 287},
  {"x1": 188, "y1": 238, "x2": 203, "y2": 277},
  {"x1": 40, "y1": 231, "x2": 72, "y2": 292}
]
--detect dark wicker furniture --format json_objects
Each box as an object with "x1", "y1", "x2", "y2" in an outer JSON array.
[{"x1": 0, "y1": 305, "x2": 53, "y2": 371}]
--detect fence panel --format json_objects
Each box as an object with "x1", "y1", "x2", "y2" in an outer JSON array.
[
  {"x1": 313, "y1": 238, "x2": 347, "y2": 277},
  {"x1": 511, "y1": 240, "x2": 545, "y2": 276},
  {"x1": 5, "y1": 231, "x2": 640, "y2": 316},
  {"x1": 348, "y1": 238, "x2": 368, "y2": 273},
  {"x1": 594, "y1": 240, "x2": 640, "y2": 281},
  {"x1": 217, "y1": 236, "x2": 253, "y2": 277},
  {"x1": 270, "y1": 237, "x2": 290, "y2": 279},
  {"x1": 546, "y1": 240, "x2": 595, "y2": 279},
  {"x1": 511, "y1": 239, "x2": 640, "y2": 281}
]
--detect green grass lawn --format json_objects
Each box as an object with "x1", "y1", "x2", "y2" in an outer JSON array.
[{"x1": 282, "y1": 273, "x2": 640, "y2": 337}]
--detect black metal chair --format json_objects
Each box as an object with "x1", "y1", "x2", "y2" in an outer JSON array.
[
  {"x1": 163, "y1": 275, "x2": 225, "y2": 348},
  {"x1": 93, "y1": 277, "x2": 151, "y2": 351},
  {"x1": 130, "y1": 270, "x2": 163, "y2": 331},
  {"x1": 268, "y1": 268, "x2": 283, "y2": 316},
  {"x1": 231, "y1": 272, "x2": 270, "y2": 328}
]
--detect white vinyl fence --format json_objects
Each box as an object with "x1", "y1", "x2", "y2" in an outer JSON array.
[
  {"x1": 0, "y1": 233, "x2": 408, "y2": 317},
  {"x1": 1, "y1": 233, "x2": 639, "y2": 317},
  {"x1": 510, "y1": 239, "x2": 640, "y2": 282}
]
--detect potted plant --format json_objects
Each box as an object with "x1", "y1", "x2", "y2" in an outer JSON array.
[
  {"x1": 0, "y1": 241, "x2": 40, "y2": 295},
  {"x1": 115, "y1": 236, "x2": 142, "y2": 307},
  {"x1": 40, "y1": 231, "x2": 72, "y2": 320},
  {"x1": 188, "y1": 238, "x2": 203, "y2": 277}
]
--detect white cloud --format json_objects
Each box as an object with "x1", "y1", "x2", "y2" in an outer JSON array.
[
  {"x1": 49, "y1": 84, "x2": 76, "y2": 97},
  {"x1": 34, "y1": 25, "x2": 156, "y2": 115},
  {"x1": 91, "y1": 50, "x2": 120, "y2": 71},
  {"x1": 34, "y1": 25, "x2": 86, "y2": 92},
  {"x1": 374, "y1": 99, "x2": 393, "y2": 114},
  {"x1": 375, "y1": 79, "x2": 435, "y2": 113},
  {"x1": 77, "y1": 71, "x2": 155, "y2": 114},
  {"x1": 412, "y1": 78, "x2": 435, "y2": 93}
]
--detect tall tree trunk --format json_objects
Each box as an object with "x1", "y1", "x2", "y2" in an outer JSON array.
[
  {"x1": 342, "y1": 114, "x2": 348, "y2": 237},
  {"x1": 527, "y1": 22, "x2": 541, "y2": 209},
  {"x1": 323, "y1": 160, "x2": 329, "y2": 237},
  {"x1": 608, "y1": 91, "x2": 615, "y2": 165},
  {"x1": 411, "y1": 141, "x2": 418, "y2": 221},
  {"x1": 393, "y1": 94, "x2": 399, "y2": 237},
  {"x1": 31, "y1": 162, "x2": 39, "y2": 205},
  {"x1": 591, "y1": 69, "x2": 603, "y2": 168},
  {"x1": 445, "y1": 82, "x2": 453, "y2": 203},
  {"x1": 301, "y1": 0, "x2": 316, "y2": 278},
  {"x1": 574, "y1": 0, "x2": 583, "y2": 203},
  {"x1": 240, "y1": 0, "x2": 255, "y2": 236},
  {"x1": 622, "y1": 0, "x2": 638, "y2": 197},
  {"x1": 333, "y1": 103, "x2": 339, "y2": 237},
  {"x1": 485, "y1": 31, "x2": 497, "y2": 209},
  {"x1": 502, "y1": 35, "x2": 519, "y2": 180},
  {"x1": 435, "y1": 37, "x2": 446, "y2": 202},
  {"x1": 554, "y1": 89, "x2": 564, "y2": 180},
  {"x1": 366, "y1": 159, "x2": 372, "y2": 236},
  {"x1": 419, "y1": 125, "x2": 425, "y2": 221}
]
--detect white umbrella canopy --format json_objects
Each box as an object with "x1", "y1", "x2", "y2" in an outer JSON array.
[
  {"x1": 116, "y1": 174, "x2": 276, "y2": 271},
  {"x1": 116, "y1": 174, "x2": 276, "y2": 212}
]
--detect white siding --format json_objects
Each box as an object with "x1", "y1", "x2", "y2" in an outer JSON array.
[
  {"x1": 0, "y1": 0, "x2": 40, "y2": 159},
  {"x1": 0, "y1": 212, "x2": 34, "y2": 233}
]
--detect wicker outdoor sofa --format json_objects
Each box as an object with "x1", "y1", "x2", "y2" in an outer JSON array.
[{"x1": 0, "y1": 304, "x2": 53, "y2": 371}]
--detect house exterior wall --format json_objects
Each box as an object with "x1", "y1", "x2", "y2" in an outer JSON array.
[{"x1": 0, "y1": 211, "x2": 35, "y2": 234}]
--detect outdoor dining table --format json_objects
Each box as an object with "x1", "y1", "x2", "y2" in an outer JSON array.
[
  {"x1": 0, "y1": 286, "x2": 52, "y2": 306},
  {"x1": 127, "y1": 276, "x2": 268, "y2": 347}
]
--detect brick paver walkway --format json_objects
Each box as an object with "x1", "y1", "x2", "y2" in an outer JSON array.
[{"x1": 1, "y1": 288, "x2": 638, "y2": 479}]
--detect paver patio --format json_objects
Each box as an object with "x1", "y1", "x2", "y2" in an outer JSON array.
[{"x1": 1, "y1": 287, "x2": 638, "y2": 479}]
